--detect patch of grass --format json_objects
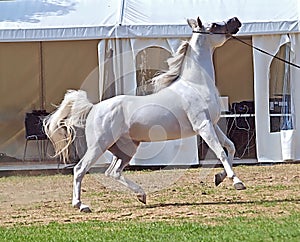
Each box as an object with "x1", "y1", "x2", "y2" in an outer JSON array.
[{"x1": 1, "y1": 214, "x2": 299, "y2": 242}]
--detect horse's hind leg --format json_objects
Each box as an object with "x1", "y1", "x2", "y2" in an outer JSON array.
[
  {"x1": 214, "y1": 125, "x2": 235, "y2": 186},
  {"x1": 106, "y1": 157, "x2": 147, "y2": 204},
  {"x1": 197, "y1": 120, "x2": 246, "y2": 190},
  {"x1": 106, "y1": 139, "x2": 147, "y2": 204}
]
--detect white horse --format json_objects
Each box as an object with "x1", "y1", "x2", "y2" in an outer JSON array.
[{"x1": 44, "y1": 17, "x2": 245, "y2": 213}]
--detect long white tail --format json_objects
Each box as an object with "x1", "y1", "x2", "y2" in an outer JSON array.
[{"x1": 43, "y1": 90, "x2": 93, "y2": 163}]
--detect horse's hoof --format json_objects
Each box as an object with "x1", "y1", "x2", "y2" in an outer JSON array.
[
  {"x1": 234, "y1": 182, "x2": 246, "y2": 190},
  {"x1": 80, "y1": 205, "x2": 92, "y2": 213},
  {"x1": 137, "y1": 194, "x2": 147, "y2": 204},
  {"x1": 214, "y1": 173, "x2": 223, "y2": 186}
]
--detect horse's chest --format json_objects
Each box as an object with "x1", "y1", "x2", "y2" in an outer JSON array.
[{"x1": 171, "y1": 82, "x2": 221, "y2": 122}]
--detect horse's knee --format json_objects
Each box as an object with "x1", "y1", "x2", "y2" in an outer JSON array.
[
  {"x1": 73, "y1": 165, "x2": 86, "y2": 181},
  {"x1": 73, "y1": 164, "x2": 81, "y2": 175},
  {"x1": 105, "y1": 157, "x2": 123, "y2": 179},
  {"x1": 218, "y1": 150, "x2": 228, "y2": 162}
]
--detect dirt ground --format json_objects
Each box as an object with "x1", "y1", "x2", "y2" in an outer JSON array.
[{"x1": 0, "y1": 163, "x2": 299, "y2": 226}]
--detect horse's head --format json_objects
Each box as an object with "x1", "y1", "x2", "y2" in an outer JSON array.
[{"x1": 187, "y1": 17, "x2": 241, "y2": 47}]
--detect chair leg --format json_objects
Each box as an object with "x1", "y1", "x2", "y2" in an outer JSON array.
[
  {"x1": 23, "y1": 140, "x2": 28, "y2": 162},
  {"x1": 44, "y1": 140, "x2": 49, "y2": 160},
  {"x1": 41, "y1": 139, "x2": 49, "y2": 161},
  {"x1": 24, "y1": 136, "x2": 42, "y2": 162},
  {"x1": 36, "y1": 139, "x2": 42, "y2": 162}
]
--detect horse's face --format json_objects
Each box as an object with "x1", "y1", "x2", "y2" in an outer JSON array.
[
  {"x1": 209, "y1": 17, "x2": 241, "y2": 34},
  {"x1": 187, "y1": 17, "x2": 241, "y2": 47}
]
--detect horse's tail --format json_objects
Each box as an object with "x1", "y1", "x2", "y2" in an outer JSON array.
[{"x1": 43, "y1": 90, "x2": 93, "y2": 163}]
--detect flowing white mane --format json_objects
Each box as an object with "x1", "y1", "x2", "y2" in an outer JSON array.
[{"x1": 151, "y1": 41, "x2": 189, "y2": 92}]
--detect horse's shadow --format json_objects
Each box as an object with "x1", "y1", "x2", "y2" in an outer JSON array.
[{"x1": 141, "y1": 198, "x2": 300, "y2": 209}]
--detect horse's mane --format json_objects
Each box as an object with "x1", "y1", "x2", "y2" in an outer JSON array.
[{"x1": 151, "y1": 41, "x2": 189, "y2": 92}]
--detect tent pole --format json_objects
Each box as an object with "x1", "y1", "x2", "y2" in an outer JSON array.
[{"x1": 39, "y1": 41, "x2": 45, "y2": 110}]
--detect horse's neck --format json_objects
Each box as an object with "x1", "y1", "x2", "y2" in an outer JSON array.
[{"x1": 181, "y1": 35, "x2": 215, "y2": 84}]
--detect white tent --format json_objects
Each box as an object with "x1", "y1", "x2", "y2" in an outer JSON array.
[{"x1": 0, "y1": 0, "x2": 299, "y2": 164}]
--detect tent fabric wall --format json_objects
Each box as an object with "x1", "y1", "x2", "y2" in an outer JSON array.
[
  {"x1": 98, "y1": 38, "x2": 185, "y2": 99},
  {"x1": 98, "y1": 38, "x2": 198, "y2": 166},
  {"x1": 0, "y1": 42, "x2": 40, "y2": 158},
  {"x1": 214, "y1": 37, "x2": 254, "y2": 104},
  {"x1": 253, "y1": 34, "x2": 299, "y2": 162},
  {"x1": 43, "y1": 40, "x2": 100, "y2": 109},
  {"x1": 0, "y1": 40, "x2": 99, "y2": 160},
  {"x1": 289, "y1": 34, "x2": 300, "y2": 160}
]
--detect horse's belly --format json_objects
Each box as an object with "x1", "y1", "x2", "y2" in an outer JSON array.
[{"x1": 128, "y1": 104, "x2": 195, "y2": 142}]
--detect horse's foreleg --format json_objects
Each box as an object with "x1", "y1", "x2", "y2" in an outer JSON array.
[
  {"x1": 197, "y1": 120, "x2": 246, "y2": 190},
  {"x1": 214, "y1": 125, "x2": 235, "y2": 186},
  {"x1": 72, "y1": 147, "x2": 102, "y2": 212}
]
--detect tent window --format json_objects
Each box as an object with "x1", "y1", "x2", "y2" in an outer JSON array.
[
  {"x1": 136, "y1": 47, "x2": 171, "y2": 95},
  {"x1": 269, "y1": 43, "x2": 294, "y2": 132}
]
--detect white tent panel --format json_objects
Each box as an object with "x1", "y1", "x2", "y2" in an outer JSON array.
[
  {"x1": 253, "y1": 33, "x2": 300, "y2": 162},
  {"x1": 98, "y1": 37, "x2": 199, "y2": 165}
]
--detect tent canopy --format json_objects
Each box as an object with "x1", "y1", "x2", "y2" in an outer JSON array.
[{"x1": 0, "y1": 0, "x2": 299, "y2": 41}]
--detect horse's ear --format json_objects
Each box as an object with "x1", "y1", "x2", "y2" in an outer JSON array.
[
  {"x1": 187, "y1": 18, "x2": 197, "y2": 29},
  {"x1": 197, "y1": 17, "x2": 203, "y2": 28}
]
